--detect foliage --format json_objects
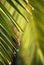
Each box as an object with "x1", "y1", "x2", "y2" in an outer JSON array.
[{"x1": 0, "y1": 0, "x2": 44, "y2": 65}]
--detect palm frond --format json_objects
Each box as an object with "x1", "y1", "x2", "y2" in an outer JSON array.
[{"x1": 0, "y1": 0, "x2": 44, "y2": 65}]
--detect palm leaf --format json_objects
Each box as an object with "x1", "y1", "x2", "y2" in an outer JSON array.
[
  {"x1": 0, "y1": 0, "x2": 44, "y2": 65},
  {"x1": 6, "y1": 0, "x2": 30, "y2": 22}
]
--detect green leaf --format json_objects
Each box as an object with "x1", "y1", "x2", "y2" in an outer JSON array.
[
  {"x1": 6, "y1": 0, "x2": 29, "y2": 22},
  {"x1": 0, "y1": 2, "x2": 23, "y2": 32},
  {"x1": 0, "y1": 0, "x2": 44, "y2": 65}
]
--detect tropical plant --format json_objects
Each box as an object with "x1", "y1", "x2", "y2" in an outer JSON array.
[{"x1": 0, "y1": 0, "x2": 44, "y2": 65}]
